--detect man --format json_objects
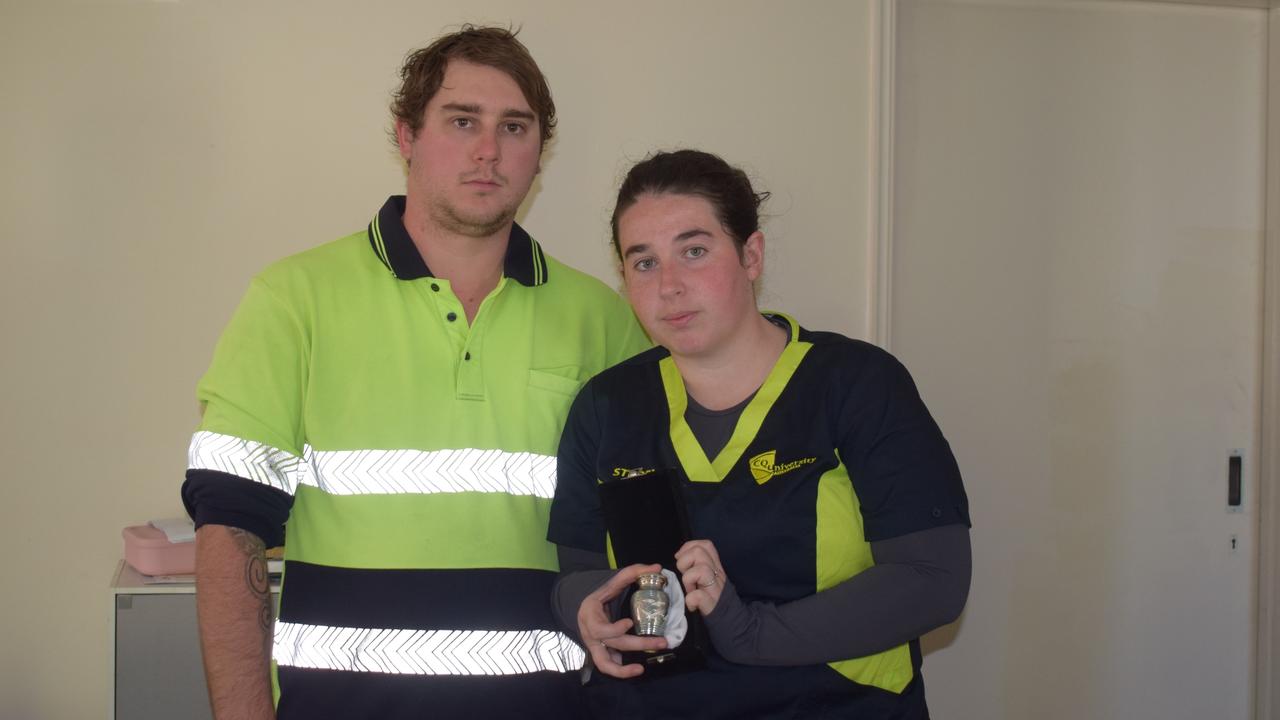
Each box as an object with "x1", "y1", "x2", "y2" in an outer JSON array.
[{"x1": 182, "y1": 26, "x2": 648, "y2": 719}]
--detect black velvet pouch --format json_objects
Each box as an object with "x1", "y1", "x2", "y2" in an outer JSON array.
[{"x1": 598, "y1": 468, "x2": 709, "y2": 678}]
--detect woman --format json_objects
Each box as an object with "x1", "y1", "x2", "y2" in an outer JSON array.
[{"x1": 548, "y1": 150, "x2": 971, "y2": 719}]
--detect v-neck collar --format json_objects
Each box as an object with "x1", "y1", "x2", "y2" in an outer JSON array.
[{"x1": 660, "y1": 313, "x2": 811, "y2": 483}]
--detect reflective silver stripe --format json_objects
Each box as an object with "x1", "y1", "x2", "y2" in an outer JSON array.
[
  {"x1": 302, "y1": 447, "x2": 557, "y2": 498},
  {"x1": 188, "y1": 431, "x2": 303, "y2": 495},
  {"x1": 188, "y1": 434, "x2": 559, "y2": 499},
  {"x1": 272, "y1": 622, "x2": 586, "y2": 675}
]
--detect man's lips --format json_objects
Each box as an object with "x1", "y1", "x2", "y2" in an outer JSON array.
[{"x1": 462, "y1": 172, "x2": 505, "y2": 189}]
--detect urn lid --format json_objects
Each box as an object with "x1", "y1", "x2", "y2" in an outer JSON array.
[{"x1": 636, "y1": 572, "x2": 667, "y2": 589}]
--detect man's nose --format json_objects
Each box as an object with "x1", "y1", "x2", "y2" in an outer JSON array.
[{"x1": 473, "y1": 128, "x2": 500, "y2": 164}]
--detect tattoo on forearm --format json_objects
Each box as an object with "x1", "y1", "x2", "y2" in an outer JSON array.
[{"x1": 228, "y1": 528, "x2": 272, "y2": 635}]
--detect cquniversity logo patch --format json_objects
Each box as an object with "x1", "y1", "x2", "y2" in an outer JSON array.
[
  {"x1": 749, "y1": 450, "x2": 817, "y2": 485},
  {"x1": 749, "y1": 451, "x2": 777, "y2": 483}
]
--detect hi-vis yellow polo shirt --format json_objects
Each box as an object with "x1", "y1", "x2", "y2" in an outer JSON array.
[{"x1": 182, "y1": 195, "x2": 649, "y2": 718}]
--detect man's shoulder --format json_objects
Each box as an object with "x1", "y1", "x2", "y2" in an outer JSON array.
[
  {"x1": 535, "y1": 252, "x2": 637, "y2": 332},
  {"x1": 541, "y1": 253, "x2": 620, "y2": 300},
  {"x1": 255, "y1": 230, "x2": 377, "y2": 288}
]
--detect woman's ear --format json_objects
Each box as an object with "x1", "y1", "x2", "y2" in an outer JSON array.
[{"x1": 742, "y1": 231, "x2": 765, "y2": 282}]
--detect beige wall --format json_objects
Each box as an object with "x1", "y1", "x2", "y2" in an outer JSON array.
[
  {"x1": 891, "y1": 1, "x2": 1267, "y2": 718},
  {"x1": 0, "y1": 2, "x2": 875, "y2": 717}
]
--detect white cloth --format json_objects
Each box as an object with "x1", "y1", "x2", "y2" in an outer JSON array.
[{"x1": 660, "y1": 569, "x2": 688, "y2": 648}]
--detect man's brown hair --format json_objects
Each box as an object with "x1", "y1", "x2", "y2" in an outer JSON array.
[{"x1": 391, "y1": 25, "x2": 556, "y2": 147}]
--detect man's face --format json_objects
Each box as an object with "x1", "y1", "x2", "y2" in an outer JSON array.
[
  {"x1": 396, "y1": 60, "x2": 542, "y2": 238},
  {"x1": 618, "y1": 192, "x2": 764, "y2": 361}
]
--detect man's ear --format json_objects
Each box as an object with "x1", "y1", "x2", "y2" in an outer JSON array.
[
  {"x1": 394, "y1": 119, "x2": 415, "y2": 160},
  {"x1": 743, "y1": 231, "x2": 766, "y2": 281}
]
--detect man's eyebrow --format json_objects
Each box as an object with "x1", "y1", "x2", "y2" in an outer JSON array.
[{"x1": 439, "y1": 103, "x2": 535, "y2": 122}]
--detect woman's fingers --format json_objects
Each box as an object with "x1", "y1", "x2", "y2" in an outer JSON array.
[
  {"x1": 578, "y1": 563, "x2": 669, "y2": 678},
  {"x1": 675, "y1": 540, "x2": 726, "y2": 614},
  {"x1": 594, "y1": 563, "x2": 664, "y2": 601}
]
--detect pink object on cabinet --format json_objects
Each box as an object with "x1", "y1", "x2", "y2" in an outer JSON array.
[{"x1": 122, "y1": 524, "x2": 196, "y2": 576}]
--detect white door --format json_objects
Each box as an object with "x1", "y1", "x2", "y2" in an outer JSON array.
[{"x1": 889, "y1": 2, "x2": 1265, "y2": 718}]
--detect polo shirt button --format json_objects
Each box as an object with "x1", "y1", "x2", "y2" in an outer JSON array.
[
  {"x1": 464, "y1": 352, "x2": 471, "y2": 361},
  {"x1": 431, "y1": 283, "x2": 440, "y2": 292},
  {"x1": 446, "y1": 312, "x2": 457, "y2": 322},
  {"x1": 931, "y1": 508, "x2": 943, "y2": 519}
]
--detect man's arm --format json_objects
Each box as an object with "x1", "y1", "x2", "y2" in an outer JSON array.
[{"x1": 195, "y1": 524, "x2": 275, "y2": 720}]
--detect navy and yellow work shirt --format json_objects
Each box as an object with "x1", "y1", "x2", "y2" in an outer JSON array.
[
  {"x1": 548, "y1": 313, "x2": 969, "y2": 719},
  {"x1": 183, "y1": 196, "x2": 650, "y2": 719}
]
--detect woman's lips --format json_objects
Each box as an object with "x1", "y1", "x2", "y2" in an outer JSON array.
[{"x1": 663, "y1": 311, "x2": 696, "y2": 327}]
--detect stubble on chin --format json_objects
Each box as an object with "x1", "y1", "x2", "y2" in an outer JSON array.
[{"x1": 430, "y1": 197, "x2": 518, "y2": 239}]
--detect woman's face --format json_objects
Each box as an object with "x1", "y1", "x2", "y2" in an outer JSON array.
[{"x1": 616, "y1": 193, "x2": 764, "y2": 361}]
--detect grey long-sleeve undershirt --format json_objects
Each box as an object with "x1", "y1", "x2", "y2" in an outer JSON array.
[{"x1": 552, "y1": 523, "x2": 970, "y2": 665}]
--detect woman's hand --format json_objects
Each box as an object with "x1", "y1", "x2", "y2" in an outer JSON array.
[
  {"x1": 675, "y1": 539, "x2": 727, "y2": 615},
  {"x1": 577, "y1": 562, "x2": 668, "y2": 678}
]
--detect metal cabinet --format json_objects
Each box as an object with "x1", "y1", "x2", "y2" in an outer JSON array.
[{"x1": 110, "y1": 562, "x2": 278, "y2": 720}]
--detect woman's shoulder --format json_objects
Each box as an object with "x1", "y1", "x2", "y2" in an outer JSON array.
[{"x1": 796, "y1": 326, "x2": 904, "y2": 375}]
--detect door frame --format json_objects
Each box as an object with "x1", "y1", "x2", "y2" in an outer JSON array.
[
  {"x1": 1259, "y1": 4, "x2": 1280, "y2": 718},
  {"x1": 869, "y1": 1, "x2": 1280, "y2": 716}
]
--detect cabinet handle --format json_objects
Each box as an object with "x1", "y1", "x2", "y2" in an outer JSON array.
[{"x1": 1227, "y1": 451, "x2": 1243, "y2": 512}]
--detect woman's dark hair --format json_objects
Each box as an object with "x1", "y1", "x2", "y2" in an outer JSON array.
[{"x1": 610, "y1": 150, "x2": 770, "y2": 259}]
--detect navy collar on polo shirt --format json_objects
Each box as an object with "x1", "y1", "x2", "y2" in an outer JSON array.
[{"x1": 366, "y1": 195, "x2": 549, "y2": 287}]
